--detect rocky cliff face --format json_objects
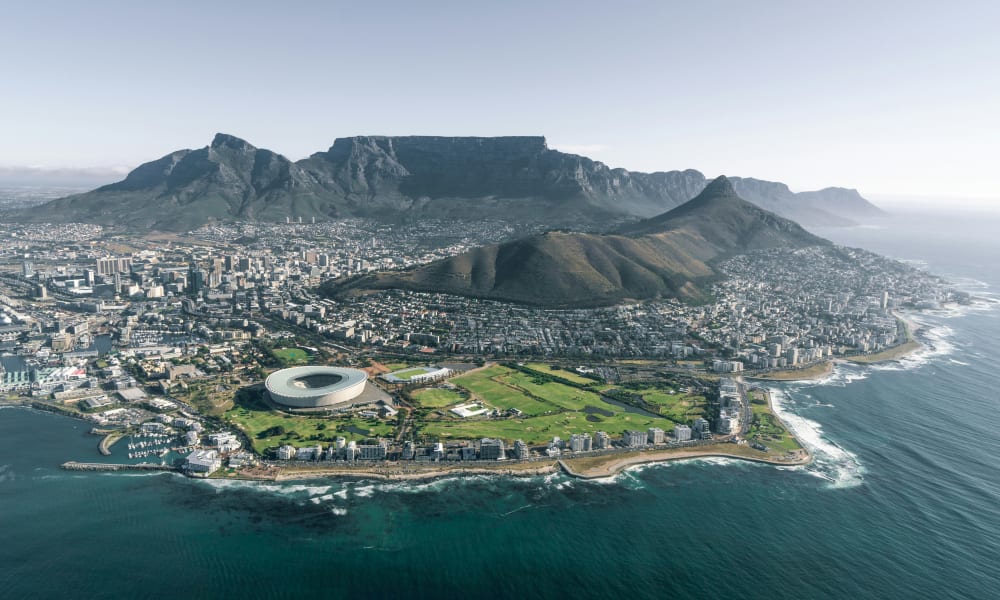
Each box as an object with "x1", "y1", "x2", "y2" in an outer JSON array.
[{"x1": 24, "y1": 134, "x2": 883, "y2": 230}]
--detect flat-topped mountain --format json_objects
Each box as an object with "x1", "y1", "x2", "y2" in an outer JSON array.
[
  {"x1": 19, "y1": 134, "x2": 882, "y2": 231},
  {"x1": 324, "y1": 176, "x2": 830, "y2": 308}
]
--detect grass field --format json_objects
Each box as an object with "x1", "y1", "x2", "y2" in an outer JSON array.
[
  {"x1": 225, "y1": 390, "x2": 394, "y2": 453},
  {"x1": 505, "y1": 371, "x2": 617, "y2": 413},
  {"x1": 628, "y1": 387, "x2": 709, "y2": 423},
  {"x1": 382, "y1": 362, "x2": 410, "y2": 371},
  {"x1": 745, "y1": 393, "x2": 801, "y2": 453},
  {"x1": 423, "y1": 365, "x2": 676, "y2": 443},
  {"x1": 271, "y1": 347, "x2": 310, "y2": 366},
  {"x1": 410, "y1": 387, "x2": 465, "y2": 408},
  {"x1": 420, "y1": 410, "x2": 674, "y2": 445},
  {"x1": 450, "y1": 366, "x2": 552, "y2": 415},
  {"x1": 521, "y1": 363, "x2": 595, "y2": 385},
  {"x1": 390, "y1": 367, "x2": 433, "y2": 380}
]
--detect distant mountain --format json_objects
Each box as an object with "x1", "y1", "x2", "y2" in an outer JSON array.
[
  {"x1": 324, "y1": 176, "x2": 830, "y2": 308},
  {"x1": 19, "y1": 134, "x2": 882, "y2": 231}
]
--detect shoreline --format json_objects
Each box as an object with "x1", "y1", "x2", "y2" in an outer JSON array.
[
  {"x1": 746, "y1": 360, "x2": 834, "y2": 382},
  {"x1": 845, "y1": 311, "x2": 922, "y2": 364},
  {"x1": 225, "y1": 460, "x2": 561, "y2": 483},
  {"x1": 750, "y1": 311, "x2": 925, "y2": 380},
  {"x1": 558, "y1": 446, "x2": 811, "y2": 480},
  {"x1": 16, "y1": 392, "x2": 816, "y2": 485}
]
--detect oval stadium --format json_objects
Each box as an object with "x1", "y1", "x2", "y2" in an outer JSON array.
[{"x1": 265, "y1": 366, "x2": 368, "y2": 408}]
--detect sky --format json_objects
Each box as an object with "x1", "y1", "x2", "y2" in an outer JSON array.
[{"x1": 1, "y1": 0, "x2": 998, "y2": 206}]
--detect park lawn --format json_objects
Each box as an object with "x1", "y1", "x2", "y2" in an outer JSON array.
[
  {"x1": 522, "y1": 363, "x2": 595, "y2": 385},
  {"x1": 383, "y1": 362, "x2": 411, "y2": 371},
  {"x1": 506, "y1": 371, "x2": 617, "y2": 413},
  {"x1": 225, "y1": 393, "x2": 394, "y2": 453},
  {"x1": 420, "y1": 411, "x2": 674, "y2": 445},
  {"x1": 391, "y1": 367, "x2": 432, "y2": 380},
  {"x1": 271, "y1": 347, "x2": 310, "y2": 365},
  {"x1": 631, "y1": 387, "x2": 709, "y2": 423},
  {"x1": 747, "y1": 403, "x2": 801, "y2": 453},
  {"x1": 451, "y1": 366, "x2": 554, "y2": 416},
  {"x1": 411, "y1": 387, "x2": 465, "y2": 408}
]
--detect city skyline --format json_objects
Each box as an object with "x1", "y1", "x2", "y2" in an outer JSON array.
[{"x1": 1, "y1": 0, "x2": 998, "y2": 204}]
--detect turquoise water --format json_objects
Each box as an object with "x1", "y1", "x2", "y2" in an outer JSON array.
[{"x1": 2, "y1": 212, "x2": 999, "y2": 599}]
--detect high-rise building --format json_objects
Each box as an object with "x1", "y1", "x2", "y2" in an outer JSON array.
[
  {"x1": 479, "y1": 438, "x2": 505, "y2": 460},
  {"x1": 674, "y1": 424, "x2": 692, "y2": 442},
  {"x1": 624, "y1": 430, "x2": 647, "y2": 448},
  {"x1": 595, "y1": 431, "x2": 611, "y2": 449},
  {"x1": 96, "y1": 257, "x2": 131, "y2": 276},
  {"x1": 569, "y1": 433, "x2": 593, "y2": 452},
  {"x1": 648, "y1": 427, "x2": 666, "y2": 444},
  {"x1": 513, "y1": 440, "x2": 529, "y2": 460}
]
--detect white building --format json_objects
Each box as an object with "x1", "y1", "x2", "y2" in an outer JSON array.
[
  {"x1": 208, "y1": 432, "x2": 241, "y2": 453},
  {"x1": 648, "y1": 428, "x2": 666, "y2": 444},
  {"x1": 186, "y1": 449, "x2": 221, "y2": 474}
]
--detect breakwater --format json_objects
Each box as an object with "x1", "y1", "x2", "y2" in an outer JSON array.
[{"x1": 61, "y1": 461, "x2": 179, "y2": 473}]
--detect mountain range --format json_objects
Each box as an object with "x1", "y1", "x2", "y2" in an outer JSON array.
[
  {"x1": 323, "y1": 176, "x2": 830, "y2": 308},
  {"x1": 20, "y1": 134, "x2": 883, "y2": 231}
]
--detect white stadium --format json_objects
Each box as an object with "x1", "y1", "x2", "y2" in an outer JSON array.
[{"x1": 265, "y1": 366, "x2": 368, "y2": 408}]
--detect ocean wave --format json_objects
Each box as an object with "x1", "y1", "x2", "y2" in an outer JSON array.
[
  {"x1": 876, "y1": 323, "x2": 956, "y2": 372},
  {"x1": 789, "y1": 365, "x2": 869, "y2": 388},
  {"x1": 197, "y1": 479, "x2": 336, "y2": 498},
  {"x1": 769, "y1": 387, "x2": 865, "y2": 489},
  {"x1": 352, "y1": 484, "x2": 375, "y2": 498},
  {"x1": 371, "y1": 475, "x2": 493, "y2": 495},
  {"x1": 0, "y1": 464, "x2": 14, "y2": 483}
]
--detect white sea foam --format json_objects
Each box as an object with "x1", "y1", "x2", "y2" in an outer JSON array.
[
  {"x1": 352, "y1": 484, "x2": 375, "y2": 498},
  {"x1": 372, "y1": 475, "x2": 478, "y2": 494},
  {"x1": 790, "y1": 365, "x2": 869, "y2": 388},
  {"x1": 197, "y1": 479, "x2": 335, "y2": 498},
  {"x1": 769, "y1": 387, "x2": 865, "y2": 489},
  {"x1": 330, "y1": 507, "x2": 348, "y2": 516},
  {"x1": 690, "y1": 456, "x2": 747, "y2": 467}
]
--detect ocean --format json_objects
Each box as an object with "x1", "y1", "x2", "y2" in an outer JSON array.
[{"x1": 2, "y1": 210, "x2": 999, "y2": 599}]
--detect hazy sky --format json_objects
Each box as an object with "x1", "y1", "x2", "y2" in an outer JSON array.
[{"x1": 2, "y1": 0, "x2": 998, "y2": 203}]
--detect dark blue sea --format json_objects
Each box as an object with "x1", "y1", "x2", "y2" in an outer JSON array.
[{"x1": 2, "y1": 210, "x2": 999, "y2": 599}]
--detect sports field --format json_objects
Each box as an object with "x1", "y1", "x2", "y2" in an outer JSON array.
[
  {"x1": 410, "y1": 387, "x2": 465, "y2": 408},
  {"x1": 271, "y1": 347, "x2": 310, "y2": 365},
  {"x1": 389, "y1": 367, "x2": 434, "y2": 380}
]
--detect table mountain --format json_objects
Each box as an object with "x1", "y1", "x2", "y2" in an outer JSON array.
[{"x1": 20, "y1": 134, "x2": 882, "y2": 230}]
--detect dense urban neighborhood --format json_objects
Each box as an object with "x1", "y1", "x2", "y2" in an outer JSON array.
[{"x1": 0, "y1": 216, "x2": 958, "y2": 477}]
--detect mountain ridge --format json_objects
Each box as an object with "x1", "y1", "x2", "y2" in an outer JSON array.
[
  {"x1": 324, "y1": 176, "x2": 831, "y2": 308},
  {"x1": 20, "y1": 133, "x2": 883, "y2": 231}
]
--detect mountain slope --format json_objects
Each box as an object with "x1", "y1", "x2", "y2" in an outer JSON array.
[
  {"x1": 325, "y1": 176, "x2": 831, "y2": 308},
  {"x1": 20, "y1": 134, "x2": 882, "y2": 231},
  {"x1": 29, "y1": 134, "x2": 336, "y2": 230}
]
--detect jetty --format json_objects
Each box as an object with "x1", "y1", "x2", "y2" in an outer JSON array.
[{"x1": 61, "y1": 461, "x2": 179, "y2": 473}]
